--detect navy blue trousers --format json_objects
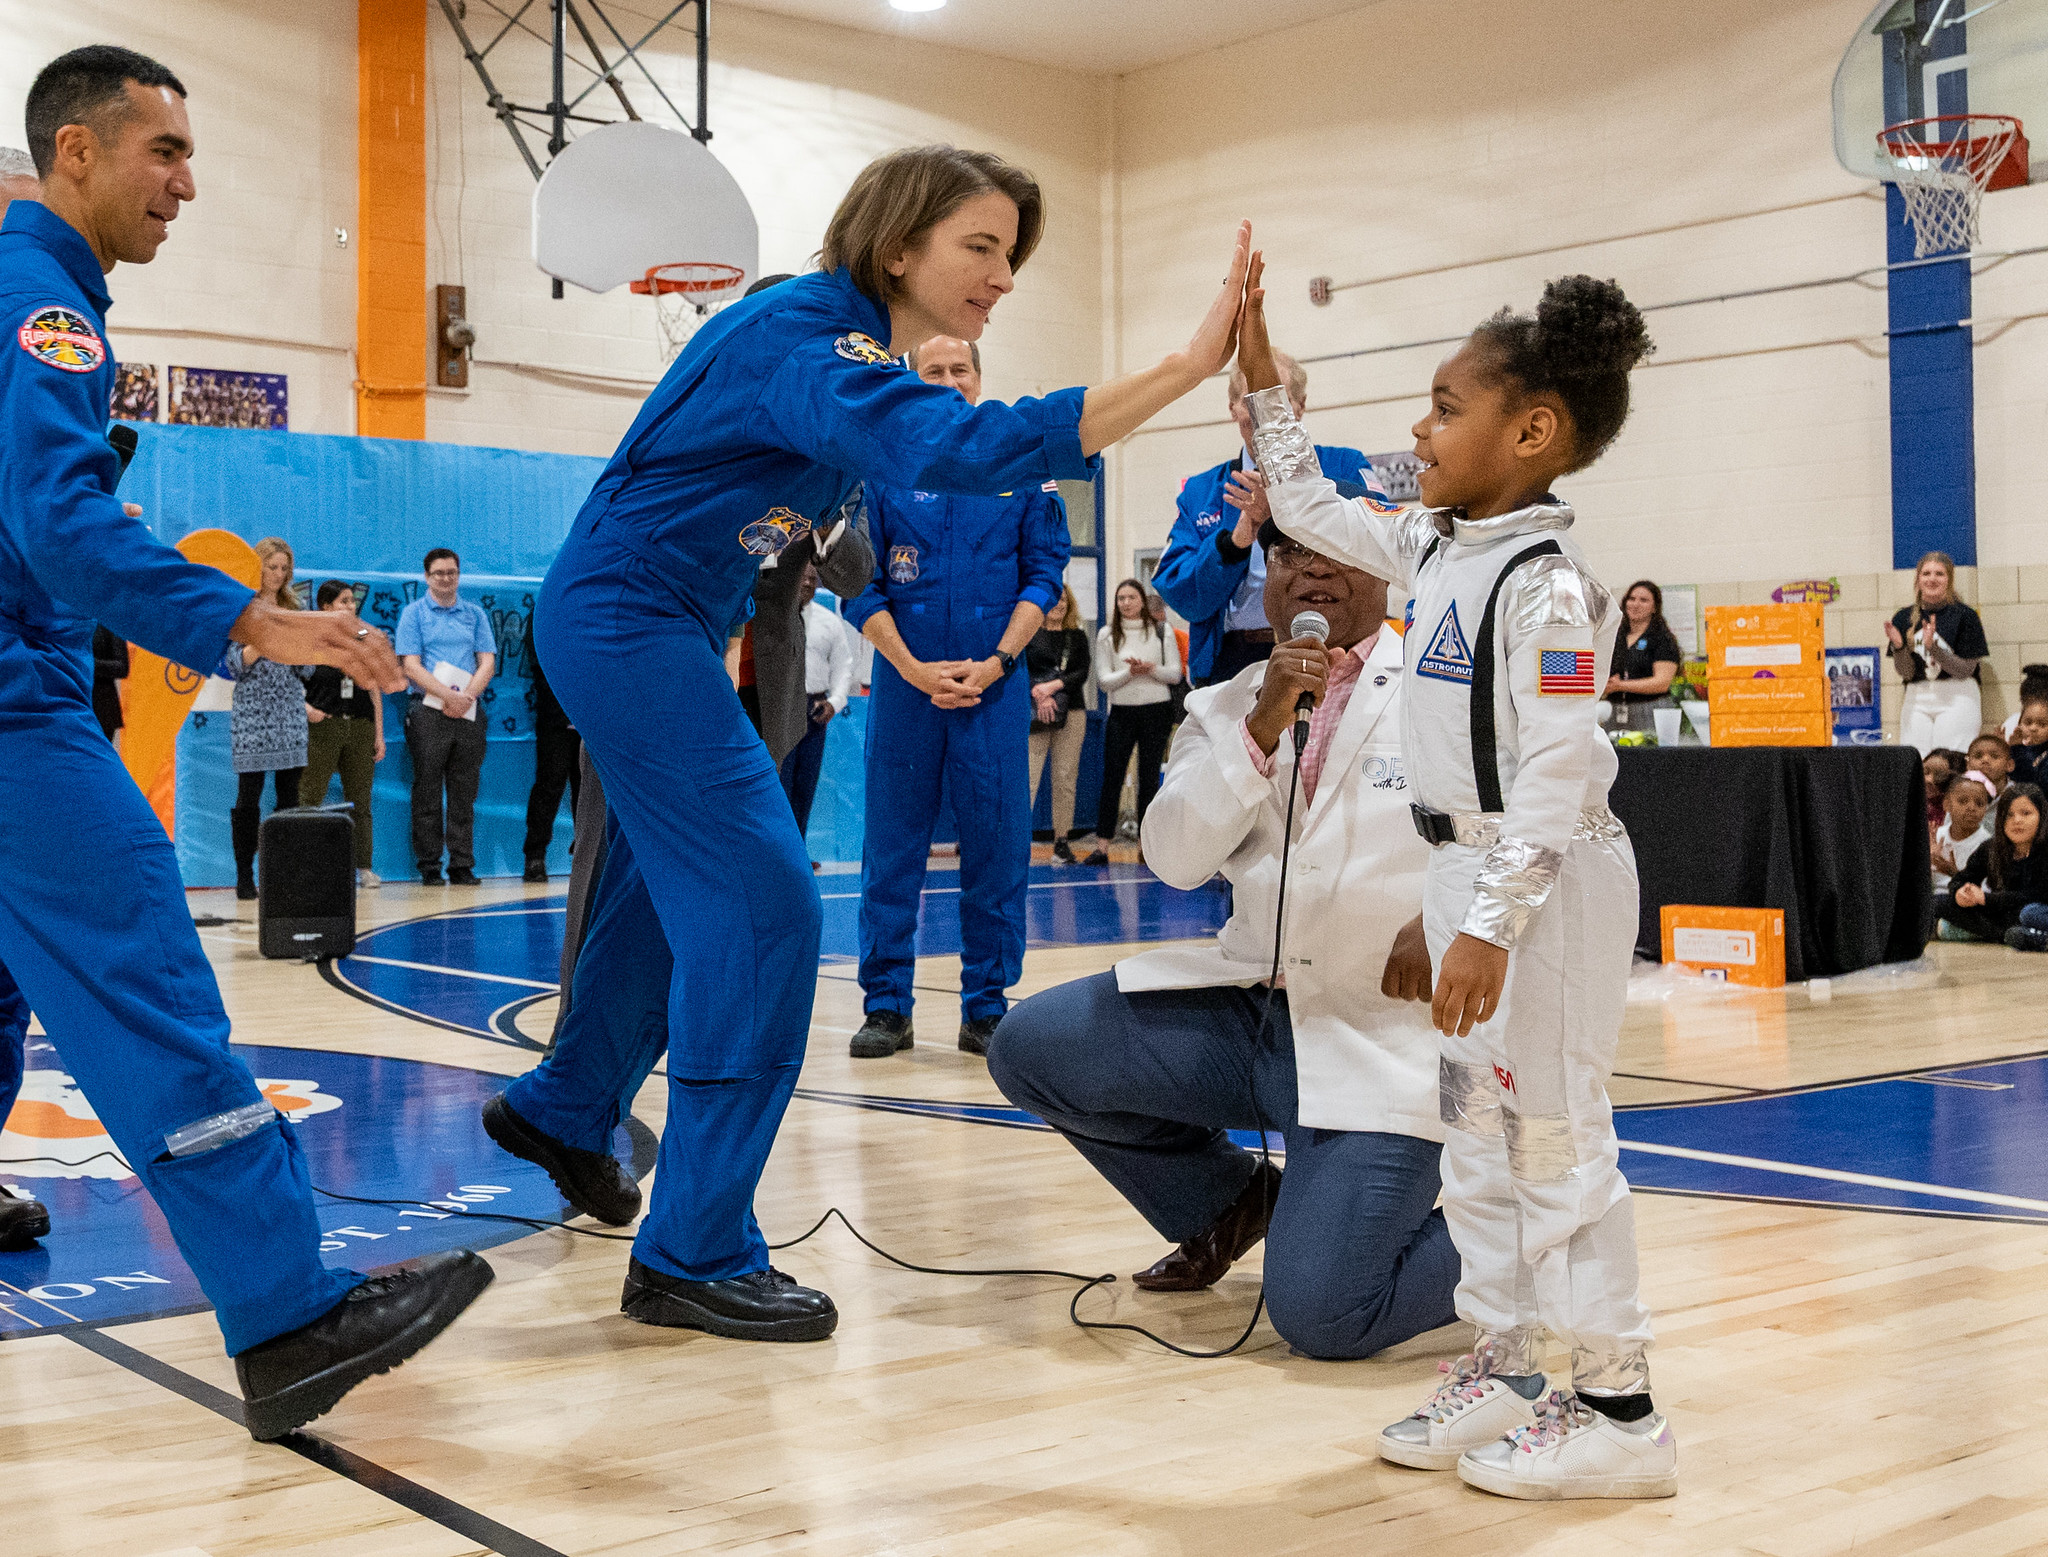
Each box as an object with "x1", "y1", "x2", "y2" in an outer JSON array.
[
  {"x1": 859, "y1": 655, "x2": 1031, "y2": 1021},
  {"x1": 0, "y1": 633, "x2": 352, "y2": 1352},
  {"x1": 779, "y1": 706, "x2": 829, "y2": 839},
  {"x1": 507, "y1": 534, "x2": 820, "y2": 1280},
  {"x1": 988, "y1": 971, "x2": 1460, "y2": 1359}
]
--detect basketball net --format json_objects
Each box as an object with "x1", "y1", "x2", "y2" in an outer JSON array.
[
  {"x1": 1877, "y1": 114, "x2": 2022, "y2": 259},
  {"x1": 630, "y1": 262, "x2": 747, "y2": 362}
]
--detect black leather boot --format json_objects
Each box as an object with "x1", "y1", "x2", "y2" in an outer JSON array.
[
  {"x1": 233, "y1": 1250, "x2": 494, "y2": 1441},
  {"x1": 620, "y1": 1257, "x2": 837, "y2": 1341},
  {"x1": 481, "y1": 1094, "x2": 641, "y2": 1225},
  {"x1": 0, "y1": 1184, "x2": 50, "y2": 1252}
]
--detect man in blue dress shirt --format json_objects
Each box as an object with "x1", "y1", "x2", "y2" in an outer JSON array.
[
  {"x1": 0, "y1": 45, "x2": 489, "y2": 1439},
  {"x1": 395, "y1": 548, "x2": 498, "y2": 883},
  {"x1": 1152, "y1": 351, "x2": 1384, "y2": 686}
]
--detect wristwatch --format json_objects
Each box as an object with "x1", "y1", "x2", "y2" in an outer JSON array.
[{"x1": 993, "y1": 650, "x2": 1018, "y2": 679}]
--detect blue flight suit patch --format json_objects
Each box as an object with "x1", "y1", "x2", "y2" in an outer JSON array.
[
  {"x1": 738, "y1": 506, "x2": 811, "y2": 557},
  {"x1": 833, "y1": 332, "x2": 893, "y2": 365},
  {"x1": 888, "y1": 544, "x2": 920, "y2": 583},
  {"x1": 17, "y1": 305, "x2": 106, "y2": 372},
  {"x1": 1416, "y1": 601, "x2": 1474, "y2": 684}
]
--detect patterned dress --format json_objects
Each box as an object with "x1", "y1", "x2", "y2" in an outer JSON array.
[{"x1": 229, "y1": 655, "x2": 309, "y2": 774}]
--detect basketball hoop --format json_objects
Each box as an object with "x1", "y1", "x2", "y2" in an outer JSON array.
[
  {"x1": 631, "y1": 262, "x2": 746, "y2": 361},
  {"x1": 1876, "y1": 114, "x2": 2028, "y2": 259}
]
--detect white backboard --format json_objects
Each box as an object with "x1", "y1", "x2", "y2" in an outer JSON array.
[{"x1": 533, "y1": 121, "x2": 760, "y2": 294}]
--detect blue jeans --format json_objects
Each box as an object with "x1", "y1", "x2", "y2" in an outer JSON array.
[
  {"x1": 988, "y1": 971, "x2": 1460, "y2": 1359},
  {"x1": 2020, "y1": 903, "x2": 2048, "y2": 931}
]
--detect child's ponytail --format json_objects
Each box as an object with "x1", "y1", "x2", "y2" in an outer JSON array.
[{"x1": 1473, "y1": 275, "x2": 1655, "y2": 472}]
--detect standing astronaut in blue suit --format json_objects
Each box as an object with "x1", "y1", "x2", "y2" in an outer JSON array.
[
  {"x1": 1153, "y1": 350, "x2": 1384, "y2": 687},
  {"x1": 844, "y1": 335, "x2": 1071, "y2": 1060},
  {"x1": 481, "y1": 144, "x2": 1255, "y2": 1344},
  {"x1": 0, "y1": 47, "x2": 490, "y2": 1439}
]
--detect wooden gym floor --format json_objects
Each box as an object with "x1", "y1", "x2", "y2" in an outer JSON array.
[{"x1": 7, "y1": 874, "x2": 2048, "y2": 1557}]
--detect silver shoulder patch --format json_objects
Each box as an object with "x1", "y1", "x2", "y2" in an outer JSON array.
[{"x1": 1506, "y1": 554, "x2": 1609, "y2": 633}]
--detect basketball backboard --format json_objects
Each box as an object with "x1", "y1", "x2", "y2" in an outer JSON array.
[
  {"x1": 1834, "y1": 0, "x2": 2047, "y2": 181},
  {"x1": 533, "y1": 121, "x2": 759, "y2": 295}
]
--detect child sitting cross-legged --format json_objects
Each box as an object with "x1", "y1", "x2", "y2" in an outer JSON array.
[
  {"x1": 1936, "y1": 781, "x2": 2048, "y2": 949},
  {"x1": 1930, "y1": 770, "x2": 1993, "y2": 890}
]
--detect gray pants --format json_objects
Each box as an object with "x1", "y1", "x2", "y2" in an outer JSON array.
[
  {"x1": 552, "y1": 745, "x2": 609, "y2": 1043},
  {"x1": 405, "y1": 700, "x2": 486, "y2": 871}
]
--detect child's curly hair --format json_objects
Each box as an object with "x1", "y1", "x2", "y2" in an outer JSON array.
[{"x1": 1471, "y1": 275, "x2": 1655, "y2": 472}]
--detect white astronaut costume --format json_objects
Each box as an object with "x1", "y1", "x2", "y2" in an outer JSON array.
[{"x1": 1247, "y1": 387, "x2": 1660, "y2": 1452}]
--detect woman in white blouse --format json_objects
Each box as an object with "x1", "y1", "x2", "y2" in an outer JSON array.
[{"x1": 1087, "y1": 578, "x2": 1182, "y2": 863}]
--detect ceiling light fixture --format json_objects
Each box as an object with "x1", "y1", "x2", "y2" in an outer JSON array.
[{"x1": 889, "y1": 0, "x2": 946, "y2": 12}]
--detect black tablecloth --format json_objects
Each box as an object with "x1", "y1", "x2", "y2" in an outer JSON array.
[{"x1": 1607, "y1": 746, "x2": 1930, "y2": 981}]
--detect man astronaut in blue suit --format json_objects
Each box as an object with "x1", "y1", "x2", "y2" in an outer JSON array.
[
  {"x1": 844, "y1": 335, "x2": 1071, "y2": 1059},
  {"x1": 0, "y1": 45, "x2": 490, "y2": 1437},
  {"x1": 1152, "y1": 349, "x2": 1384, "y2": 687}
]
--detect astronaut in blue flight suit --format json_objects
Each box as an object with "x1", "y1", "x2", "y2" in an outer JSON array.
[
  {"x1": 0, "y1": 46, "x2": 490, "y2": 1439},
  {"x1": 843, "y1": 336, "x2": 1071, "y2": 1060},
  {"x1": 480, "y1": 145, "x2": 1255, "y2": 1343},
  {"x1": 1153, "y1": 350, "x2": 1383, "y2": 686}
]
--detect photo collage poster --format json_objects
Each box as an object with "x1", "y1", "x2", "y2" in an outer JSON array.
[{"x1": 109, "y1": 364, "x2": 288, "y2": 430}]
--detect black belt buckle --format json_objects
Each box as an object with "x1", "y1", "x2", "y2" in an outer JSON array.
[{"x1": 1411, "y1": 803, "x2": 1457, "y2": 846}]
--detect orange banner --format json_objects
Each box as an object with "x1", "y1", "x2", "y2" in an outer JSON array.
[{"x1": 121, "y1": 529, "x2": 260, "y2": 839}]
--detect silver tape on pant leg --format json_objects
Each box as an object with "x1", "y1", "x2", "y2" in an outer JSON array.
[
  {"x1": 1572, "y1": 1344, "x2": 1650, "y2": 1396},
  {"x1": 1503, "y1": 1109, "x2": 1580, "y2": 1183},
  {"x1": 1439, "y1": 1057, "x2": 1503, "y2": 1136},
  {"x1": 1476, "y1": 1326, "x2": 1547, "y2": 1378}
]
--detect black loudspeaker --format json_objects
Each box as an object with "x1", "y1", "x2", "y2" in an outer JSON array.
[{"x1": 258, "y1": 807, "x2": 357, "y2": 960}]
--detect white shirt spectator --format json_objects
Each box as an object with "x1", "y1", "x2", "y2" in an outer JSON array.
[
  {"x1": 803, "y1": 599, "x2": 855, "y2": 713},
  {"x1": 1095, "y1": 620, "x2": 1181, "y2": 707},
  {"x1": 1933, "y1": 821, "x2": 1991, "y2": 890}
]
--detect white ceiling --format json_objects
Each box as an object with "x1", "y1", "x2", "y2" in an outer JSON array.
[{"x1": 727, "y1": 0, "x2": 1380, "y2": 75}]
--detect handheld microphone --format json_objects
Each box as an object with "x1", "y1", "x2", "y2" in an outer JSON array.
[{"x1": 1288, "y1": 610, "x2": 1329, "y2": 754}]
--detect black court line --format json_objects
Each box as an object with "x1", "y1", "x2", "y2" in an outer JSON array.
[
  {"x1": 1629, "y1": 1183, "x2": 2048, "y2": 1228},
  {"x1": 66, "y1": 1326, "x2": 566, "y2": 1557},
  {"x1": 1610, "y1": 1070, "x2": 1762, "y2": 1093},
  {"x1": 318, "y1": 955, "x2": 545, "y2": 1051}
]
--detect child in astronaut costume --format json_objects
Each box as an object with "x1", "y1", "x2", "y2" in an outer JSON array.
[{"x1": 1241, "y1": 264, "x2": 1675, "y2": 1501}]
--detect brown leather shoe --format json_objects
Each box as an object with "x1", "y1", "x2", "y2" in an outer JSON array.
[{"x1": 1131, "y1": 1159, "x2": 1281, "y2": 1291}]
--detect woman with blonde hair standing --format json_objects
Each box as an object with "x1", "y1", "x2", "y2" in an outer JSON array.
[
  {"x1": 227, "y1": 538, "x2": 309, "y2": 900},
  {"x1": 1889, "y1": 551, "x2": 1988, "y2": 755}
]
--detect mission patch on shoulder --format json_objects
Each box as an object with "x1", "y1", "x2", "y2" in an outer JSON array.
[
  {"x1": 17, "y1": 305, "x2": 106, "y2": 373},
  {"x1": 832, "y1": 332, "x2": 894, "y2": 366}
]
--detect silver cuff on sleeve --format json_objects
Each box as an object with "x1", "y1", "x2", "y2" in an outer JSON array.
[
  {"x1": 1244, "y1": 386, "x2": 1320, "y2": 485},
  {"x1": 1477, "y1": 1326, "x2": 1549, "y2": 1379},
  {"x1": 1440, "y1": 1057, "x2": 1504, "y2": 1137},
  {"x1": 1458, "y1": 835, "x2": 1566, "y2": 949},
  {"x1": 1503, "y1": 1109, "x2": 1581, "y2": 1184},
  {"x1": 1572, "y1": 1344, "x2": 1651, "y2": 1397}
]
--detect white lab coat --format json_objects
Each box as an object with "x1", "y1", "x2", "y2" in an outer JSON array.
[{"x1": 1117, "y1": 628, "x2": 1441, "y2": 1138}]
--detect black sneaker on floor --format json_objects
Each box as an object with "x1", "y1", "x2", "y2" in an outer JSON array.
[
  {"x1": 620, "y1": 1256, "x2": 837, "y2": 1341},
  {"x1": 481, "y1": 1094, "x2": 642, "y2": 1225},
  {"x1": 849, "y1": 1009, "x2": 913, "y2": 1058},
  {"x1": 447, "y1": 866, "x2": 479, "y2": 886},
  {"x1": 2006, "y1": 925, "x2": 2048, "y2": 952},
  {"x1": 1082, "y1": 848, "x2": 1109, "y2": 866},
  {"x1": 958, "y1": 1015, "x2": 1002, "y2": 1056},
  {"x1": 419, "y1": 867, "x2": 444, "y2": 886},
  {"x1": 234, "y1": 1250, "x2": 494, "y2": 1441},
  {"x1": 0, "y1": 1184, "x2": 50, "y2": 1252},
  {"x1": 522, "y1": 860, "x2": 548, "y2": 884},
  {"x1": 1052, "y1": 837, "x2": 1077, "y2": 864}
]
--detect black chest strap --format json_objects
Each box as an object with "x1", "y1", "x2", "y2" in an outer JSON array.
[{"x1": 1469, "y1": 539, "x2": 1566, "y2": 815}]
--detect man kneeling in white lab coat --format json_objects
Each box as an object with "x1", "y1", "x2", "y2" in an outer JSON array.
[{"x1": 988, "y1": 521, "x2": 1457, "y2": 1358}]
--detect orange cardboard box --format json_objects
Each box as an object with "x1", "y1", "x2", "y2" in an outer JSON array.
[
  {"x1": 1711, "y1": 711, "x2": 1832, "y2": 748},
  {"x1": 1707, "y1": 676, "x2": 1830, "y2": 717},
  {"x1": 1660, "y1": 905, "x2": 1786, "y2": 987},
  {"x1": 1703, "y1": 604, "x2": 1824, "y2": 680}
]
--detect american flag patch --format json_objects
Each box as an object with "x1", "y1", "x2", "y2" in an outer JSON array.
[
  {"x1": 1537, "y1": 649, "x2": 1596, "y2": 696},
  {"x1": 1042, "y1": 479, "x2": 1060, "y2": 492}
]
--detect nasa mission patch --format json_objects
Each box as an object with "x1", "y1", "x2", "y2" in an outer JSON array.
[
  {"x1": 738, "y1": 506, "x2": 812, "y2": 557},
  {"x1": 17, "y1": 305, "x2": 106, "y2": 374},
  {"x1": 832, "y1": 332, "x2": 894, "y2": 366}
]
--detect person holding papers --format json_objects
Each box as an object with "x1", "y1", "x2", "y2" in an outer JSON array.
[{"x1": 396, "y1": 548, "x2": 497, "y2": 884}]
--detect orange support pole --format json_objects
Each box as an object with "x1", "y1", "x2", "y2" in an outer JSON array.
[{"x1": 357, "y1": 0, "x2": 428, "y2": 439}]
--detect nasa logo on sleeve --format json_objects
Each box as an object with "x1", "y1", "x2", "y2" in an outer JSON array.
[
  {"x1": 832, "y1": 332, "x2": 894, "y2": 366},
  {"x1": 17, "y1": 305, "x2": 106, "y2": 373},
  {"x1": 1360, "y1": 496, "x2": 1407, "y2": 517},
  {"x1": 888, "y1": 544, "x2": 920, "y2": 583},
  {"x1": 1194, "y1": 510, "x2": 1222, "y2": 532},
  {"x1": 738, "y1": 506, "x2": 812, "y2": 557}
]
